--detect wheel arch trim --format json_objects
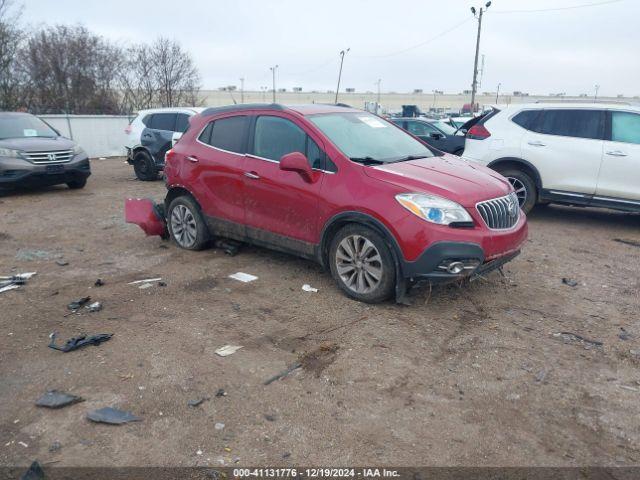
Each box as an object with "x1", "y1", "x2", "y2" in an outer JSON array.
[{"x1": 487, "y1": 157, "x2": 543, "y2": 189}]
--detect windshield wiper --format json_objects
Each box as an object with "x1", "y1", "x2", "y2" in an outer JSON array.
[
  {"x1": 390, "y1": 155, "x2": 429, "y2": 163},
  {"x1": 349, "y1": 156, "x2": 386, "y2": 165}
]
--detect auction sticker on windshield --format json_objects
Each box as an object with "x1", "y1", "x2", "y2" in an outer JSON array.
[
  {"x1": 23, "y1": 129, "x2": 38, "y2": 137},
  {"x1": 358, "y1": 116, "x2": 386, "y2": 128}
]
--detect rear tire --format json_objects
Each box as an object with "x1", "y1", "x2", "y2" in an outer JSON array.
[
  {"x1": 133, "y1": 150, "x2": 160, "y2": 181},
  {"x1": 167, "y1": 196, "x2": 210, "y2": 250},
  {"x1": 329, "y1": 224, "x2": 396, "y2": 303},
  {"x1": 66, "y1": 178, "x2": 87, "y2": 189},
  {"x1": 496, "y1": 168, "x2": 537, "y2": 214}
]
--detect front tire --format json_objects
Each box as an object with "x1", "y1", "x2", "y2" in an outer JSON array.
[
  {"x1": 167, "y1": 196, "x2": 210, "y2": 250},
  {"x1": 133, "y1": 150, "x2": 160, "y2": 181},
  {"x1": 329, "y1": 224, "x2": 396, "y2": 303},
  {"x1": 66, "y1": 178, "x2": 87, "y2": 189},
  {"x1": 496, "y1": 168, "x2": 537, "y2": 214}
]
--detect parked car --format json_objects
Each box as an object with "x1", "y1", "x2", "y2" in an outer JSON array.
[
  {"x1": 445, "y1": 116, "x2": 475, "y2": 131},
  {"x1": 462, "y1": 103, "x2": 640, "y2": 214},
  {"x1": 391, "y1": 117, "x2": 466, "y2": 155},
  {"x1": 125, "y1": 107, "x2": 204, "y2": 181},
  {"x1": 0, "y1": 112, "x2": 90, "y2": 190},
  {"x1": 125, "y1": 104, "x2": 527, "y2": 303}
]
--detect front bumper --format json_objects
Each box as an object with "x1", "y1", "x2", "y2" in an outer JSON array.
[{"x1": 0, "y1": 155, "x2": 91, "y2": 188}]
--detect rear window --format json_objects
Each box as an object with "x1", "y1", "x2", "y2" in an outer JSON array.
[
  {"x1": 150, "y1": 113, "x2": 177, "y2": 131},
  {"x1": 539, "y1": 110, "x2": 604, "y2": 140},
  {"x1": 611, "y1": 111, "x2": 640, "y2": 145},
  {"x1": 175, "y1": 114, "x2": 190, "y2": 133},
  {"x1": 512, "y1": 110, "x2": 541, "y2": 130},
  {"x1": 199, "y1": 116, "x2": 248, "y2": 154}
]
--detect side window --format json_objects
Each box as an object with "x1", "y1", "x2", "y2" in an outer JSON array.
[
  {"x1": 611, "y1": 112, "x2": 640, "y2": 145},
  {"x1": 198, "y1": 123, "x2": 213, "y2": 144},
  {"x1": 406, "y1": 121, "x2": 436, "y2": 136},
  {"x1": 539, "y1": 110, "x2": 603, "y2": 140},
  {"x1": 306, "y1": 136, "x2": 325, "y2": 170},
  {"x1": 150, "y1": 113, "x2": 177, "y2": 131},
  {"x1": 175, "y1": 114, "x2": 190, "y2": 133},
  {"x1": 142, "y1": 114, "x2": 152, "y2": 127},
  {"x1": 253, "y1": 116, "x2": 306, "y2": 162},
  {"x1": 512, "y1": 110, "x2": 541, "y2": 131},
  {"x1": 210, "y1": 116, "x2": 248, "y2": 153}
]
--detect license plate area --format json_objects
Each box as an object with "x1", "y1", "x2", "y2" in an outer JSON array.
[{"x1": 46, "y1": 164, "x2": 65, "y2": 174}]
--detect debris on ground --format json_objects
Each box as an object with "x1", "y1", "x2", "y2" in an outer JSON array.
[
  {"x1": 215, "y1": 389, "x2": 227, "y2": 397},
  {"x1": 214, "y1": 239, "x2": 241, "y2": 256},
  {"x1": 554, "y1": 331, "x2": 603, "y2": 347},
  {"x1": 16, "y1": 249, "x2": 53, "y2": 261},
  {"x1": 619, "y1": 328, "x2": 632, "y2": 341},
  {"x1": 264, "y1": 362, "x2": 303, "y2": 385},
  {"x1": 86, "y1": 407, "x2": 141, "y2": 424},
  {"x1": 613, "y1": 238, "x2": 640, "y2": 248},
  {"x1": 19, "y1": 461, "x2": 44, "y2": 480},
  {"x1": 535, "y1": 369, "x2": 548, "y2": 383},
  {"x1": 302, "y1": 284, "x2": 319, "y2": 293},
  {"x1": 48, "y1": 333, "x2": 113, "y2": 352},
  {"x1": 94, "y1": 279, "x2": 105, "y2": 287},
  {"x1": 67, "y1": 296, "x2": 91, "y2": 311},
  {"x1": 138, "y1": 283, "x2": 154, "y2": 289},
  {"x1": 228, "y1": 272, "x2": 258, "y2": 283},
  {"x1": 48, "y1": 441, "x2": 62, "y2": 453},
  {"x1": 128, "y1": 277, "x2": 162, "y2": 285},
  {"x1": 214, "y1": 422, "x2": 225, "y2": 430},
  {"x1": 187, "y1": 398, "x2": 209, "y2": 407},
  {"x1": 86, "y1": 301, "x2": 103, "y2": 312},
  {"x1": 55, "y1": 260, "x2": 69, "y2": 266},
  {"x1": 158, "y1": 281, "x2": 167, "y2": 287},
  {"x1": 299, "y1": 342, "x2": 340, "y2": 377},
  {"x1": 215, "y1": 345, "x2": 243, "y2": 357},
  {"x1": 562, "y1": 278, "x2": 578, "y2": 287},
  {"x1": 264, "y1": 414, "x2": 277, "y2": 421},
  {"x1": 0, "y1": 272, "x2": 36, "y2": 294},
  {"x1": 35, "y1": 390, "x2": 84, "y2": 409}
]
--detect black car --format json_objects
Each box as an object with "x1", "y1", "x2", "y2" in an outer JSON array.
[
  {"x1": 391, "y1": 117, "x2": 465, "y2": 156},
  {"x1": 0, "y1": 112, "x2": 90, "y2": 190}
]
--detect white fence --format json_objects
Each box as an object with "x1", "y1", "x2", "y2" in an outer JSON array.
[{"x1": 40, "y1": 115, "x2": 133, "y2": 158}]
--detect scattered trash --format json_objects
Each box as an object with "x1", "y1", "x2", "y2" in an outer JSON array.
[
  {"x1": 86, "y1": 302, "x2": 102, "y2": 313},
  {"x1": 0, "y1": 272, "x2": 36, "y2": 294},
  {"x1": 86, "y1": 407, "x2": 141, "y2": 425},
  {"x1": 264, "y1": 362, "x2": 303, "y2": 386},
  {"x1": 55, "y1": 260, "x2": 69, "y2": 266},
  {"x1": 158, "y1": 281, "x2": 167, "y2": 287},
  {"x1": 282, "y1": 452, "x2": 291, "y2": 459},
  {"x1": 36, "y1": 390, "x2": 84, "y2": 409},
  {"x1": 302, "y1": 284, "x2": 319, "y2": 293},
  {"x1": 128, "y1": 277, "x2": 162, "y2": 285},
  {"x1": 214, "y1": 422, "x2": 225, "y2": 430},
  {"x1": 49, "y1": 441, "x2": 62, "y2": 453},
  {"x1": 264, "y1": 414, "x2": 277, "y2": 422},
  {"x1": 620, "y1": 385, "x2": 639, "y2": 392},
  {"x1": 534, "y1": 369, "x2": 548, "y2": 383},
  {"x1": 18, "y1": 441, "x2": 29, "y2": 448},
  {"x1": 228, "y1": 272, "x2": 258, "y2": 283},
  {"x1": 48, "y1": 333, "x2": 113, "y2": 352},
  {"x1": 67, "y1": 296, "x2": 90, "y2": 311},
  {"x1": 215, "y1": 345, "x2": 243, "y2": 357},
  {"x1": 138, "y1": 283, "x2": 154, "y2": 289},
  {"x1": 619, "y1": 328, "x2": 632, "y2": 341},
  {"x1": 562, "y1": 278, "x2": 578, "y2": 287},
  {"x1": 554, "y1": 332, "x2": 603, "y2": 347},
  {"x1": 187, "y1": 398, "x2": 209, "y2": 407},
  {"x1": 196, "y1": 449, "x2": 203, "y2": 456},
  {"x1": 215, "y1": 388, "x2": 227, "y2": 397},
  {"x1": 214, "y1": 239, "x2": 241, "y2": 256},
  {"x1": 19, "y1": 461, "x2": 43, "y2": 480},
  {"x1": 613, "y1": 238, "x2": 640, "y2": 248},
  {"x1": 94, "y1": 279, "x2": 105, "y2": 287}
]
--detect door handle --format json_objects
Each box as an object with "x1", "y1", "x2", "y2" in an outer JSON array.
[
  {"x1": 606, "y1": 150, "x2": 628, "y2": 157},
  {"x1": 528, "y1": 141, "x2": 546, "y2": 147},
  {"x1": 186, "y1": 156, "x2": 199, "y2": 163},
  {"x1": 244, "y1": 171, "x2": 260, "y2": 179}
]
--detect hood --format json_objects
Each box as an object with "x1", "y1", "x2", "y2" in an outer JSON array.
[
  {"x1": 0, "y1": 136, "x2": 75, "y2": 152},
  {"x1": 363, "y1": 154, "x2": 512, "y2": 207}
]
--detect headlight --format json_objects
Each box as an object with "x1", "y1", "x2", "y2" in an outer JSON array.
[
  {"x1": 72, "y1": 145, "x2": 85, "y2": 155},
  {"x1": 396, "y1": 193, "x2": 473, "y2": 225},
  {"x1": 0, "y1": 148, "x2": 22, "y2": 159}
]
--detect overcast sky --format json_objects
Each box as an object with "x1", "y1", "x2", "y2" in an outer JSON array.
[{"x1": 19, "y1": 0, "x2": 638, "y2": 96}]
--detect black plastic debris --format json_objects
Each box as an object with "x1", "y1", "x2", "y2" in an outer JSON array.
[
  {"x1": 55, "y1": 260, "x2": 69, "y2": 267},
  {"x1": 264, "y1": 414, "x2": 277, "y2": 422},
  {"x1": 67, "y1": 296, "x2": 91, "y2": 311},
  {"x1": 264, "y1": 362, "x2": 303, "y2": 385},
  {"x1": 36, "y1": 390, "x2": 84, "y2": 409},
  {"x1": 619, "y1": 328, "x2": 632, "y2": 341},
  {"x1": 86, "y1": 407, "x2": 141, "y2": 425},
  {"x1": 158, "y1": 281, "x2": 167, "y2": 287},
  {"x1": 49, "y1": 441, "x2": 62, "y2": 453},
  {"x1": 187, "y1": 397, "x2": 209, "y2": 407},
  {"x1": 556, "y1": 331, "x2": 603, "y2": 347},
  {"x1": 48, "y1": 333, "x2": 113, "y2": 352},
  {"x1": 614, "y1": 238, "x2": 640, "y2": 248},
  {"x1": 0, "y1": 272, "x2": 35, "y2": 293},
  {"x1": 215, "y1": 388, "x2": 227, "y2": 397},
  {"x1": 94, "y1": 279, "x2": 105, "y2": 287},
  {"x1": 214, "y1": 239, "x2": 241, "y2": 256},
  {"x1": 20, "y1": 461, "x2": 44, "y2": 480},
  {"x1": 562, "y1": 278, "x2": 578, "y2": 287},
  {"x1": 86, "y1": 302, "x2": 102, "y2": 312}
]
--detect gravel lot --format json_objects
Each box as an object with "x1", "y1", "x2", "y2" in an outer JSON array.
[{"x1": 1, "y1": 158, "x2": 639, "y2": 468}]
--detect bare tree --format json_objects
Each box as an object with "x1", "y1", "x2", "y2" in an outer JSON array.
[
  {"x1": 118, "y1": 43, "x2": 157, "y2": 113},
  {"x1": 0, "y1": 0, "x2": 26, "y2": 110},
  {"x1": 150, "y1": 37, "x2": 201, "y2": 108}
]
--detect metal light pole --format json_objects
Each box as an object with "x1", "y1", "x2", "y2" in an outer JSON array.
[
  {"x1": 496, "y1": 83, "x2": 501, "y2": 104},
  {"x1": 335, "y1": 48, "x2": 350, "y2": 104},
  {"x1": 240, "y1": 77, "x2": 245, "y2": 104},
  {"x1": 594, "y1": 84, "x2": 600, "y2": 100},
  {"x1": 376, "y1": 78, "x2": 382, "y2": 105},
  {"x1": 270, "y1": 65, "x2": 279, "y2": 103},
  {"x1": 470, "y1": 2, "x2": 491, "y2": 113},
  {"x1": 432, "y1": 90, "x2": 437, "y2": 109}
]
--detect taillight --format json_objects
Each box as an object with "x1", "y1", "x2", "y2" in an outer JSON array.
[
  {"x1": 467, "y1": 124, "x2": 491, "y2": 140},
  {"x1": 124, "y1": 125, "x2": 132, "y2": 135}
]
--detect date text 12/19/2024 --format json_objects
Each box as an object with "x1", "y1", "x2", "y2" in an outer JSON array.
[{"x1": 233, "y1": 469, "x2": 400, "y2": 478}]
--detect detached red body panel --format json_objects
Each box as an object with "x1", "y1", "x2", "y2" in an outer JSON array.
[{"x1": 125, "y1": 198, "x2": 166, "y2": 237}]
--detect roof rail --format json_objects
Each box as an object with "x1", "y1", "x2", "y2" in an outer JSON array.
[
  {"x1": 201, "y1": 103, "x2": 286, "y2": 117},
  {"x1": 534, "y1": 99, "x2": 636, "y2": 106}
]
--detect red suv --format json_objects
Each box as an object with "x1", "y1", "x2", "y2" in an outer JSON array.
[{"x1": 126, "y1": 104, "x2": 527, "y2": 303}]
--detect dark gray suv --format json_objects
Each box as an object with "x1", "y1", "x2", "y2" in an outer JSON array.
[{"x1": 0, "y1": 112, "x2": 90, "y2": 189}]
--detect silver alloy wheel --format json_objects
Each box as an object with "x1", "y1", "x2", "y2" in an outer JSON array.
[
  {"x1": 170, "y1": 204, "x2": 197, "y2": 248},
  {"x1": 335, "y1": 234, "x2": 383, "y2": 294},
  {"x1": 507, "y1": 177, "x2": 528, "y2": 207}
]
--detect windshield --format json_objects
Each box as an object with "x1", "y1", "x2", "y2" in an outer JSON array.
[
  {"x1": 432, "y1": 120, "x2": 457, "y2": 135},
  {"x1": 0, "y1": 115, "x2": 58, "y2": 140},
  {"x1": 309, "y1": 112, "x2": 436, "y2": 163}
]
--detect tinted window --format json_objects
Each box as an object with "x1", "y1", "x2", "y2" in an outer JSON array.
[
  {"x1": 611, "y1": 112, "x2": 640, "y2": 145},
  {"x1": 198, "y1": 123, "x2": 213, "y2": 144},
  {"x1": 406, "y1": 121, "x2": 438, "y2": 136},
  {"x1": 142, "y1": 115, "x2": 152, "y2": 127},
  {"x1": 539, "y1": 110, "x2": 603, "y2": 140},
  {"x1": 150, "y1": 113, "x2": 177, "y2": 131},
  {"x1": 306, "y1": 136, "x2": 324, "y2": 169},
  {"x1": 210, "y1": 116, "x2": 248, "y2": 153},
  {"x1": 512, "y1": 110, "x2": 541, "y2": 131},
  {"x1": 254, "y1": 116, "x2": 306, "y2": 162},
  {"x1": 175, "y1": 114, "x2": 190, "y2": 133}
]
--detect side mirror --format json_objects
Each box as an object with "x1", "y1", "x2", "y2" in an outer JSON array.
[
  {"x1": 430, "y1": 132, "x2": 444, "y2": 140},
  {"x1": 280, "y1": 151, "x2": 313, "y2": 182},
  {"x1": 171, "y1": 132, "x2": 183, "y2": 147}
]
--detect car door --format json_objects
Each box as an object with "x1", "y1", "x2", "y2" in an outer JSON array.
[
  {"x1": 405, "y1": 120, "x2": 447, "y2": 150},
  {"x1": 596, "y1": 110, "x2": 640, "y2": 202},
  {"x1": 141, "y1": 112, "x2": 177, "y2": 164},
  {"x1": 186, "y1": 115, "x2": 249, "y2": 237},
  {"x1": 520, "y1": 109, "x2": 605, "y2": 195},
  {"x1": 243, "y1": 114, "x2": 326, "y2": 253}
]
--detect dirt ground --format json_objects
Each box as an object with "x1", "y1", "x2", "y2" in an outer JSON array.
[{"x1": 0, "y1": 158, "x2": 639, "y2": 468}]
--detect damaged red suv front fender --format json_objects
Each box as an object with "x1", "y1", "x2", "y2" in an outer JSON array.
[{"x1": 125, "y1": 198, "x2": 167, "y2": 238}]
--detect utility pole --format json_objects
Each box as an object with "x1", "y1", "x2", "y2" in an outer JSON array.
[
  {"x1": 470, "y1": 2, "x2": 491, "y2": 113},
  {"x1": 432, "y1": 90, "x2": 437, "y2": 109},
  {"x1": 594, "y1": 84, "x2": 600, "y2": 100},
  {"x1": 270, "y1": 65, "x2": 279, "y2": 103},
  {"x1": 375, "y1": 78, "x2": 382, "y2": 105},
  {"x1": 240, "y1": 77, "x2": 245, "y2": 103},
  {"x1": 335, "y1": 48, "x2": 350, "y2": 104},
  {"x1": 496, "y1": 83, "x2": 501, "y2": 104}
]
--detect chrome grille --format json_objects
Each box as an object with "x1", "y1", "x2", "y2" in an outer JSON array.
[
  {"x1": 476, "y1": 192, "x2": 520, "y2": 230},
  {"x1": 22, "y1": 150, "x2": 74, "y2": 164}
]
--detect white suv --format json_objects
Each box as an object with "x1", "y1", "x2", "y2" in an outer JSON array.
[{"x1": 462, "y1": 103, "x2": 640, "y2": 213}]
